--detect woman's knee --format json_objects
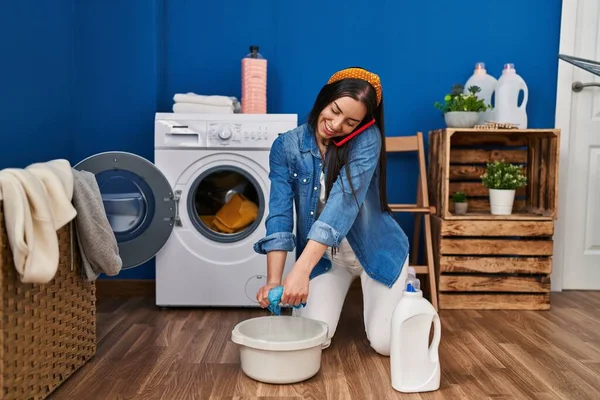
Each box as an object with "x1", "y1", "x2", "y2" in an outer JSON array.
[{"x1": 366, "y1": 324, "x2": 391, "y2": 356}]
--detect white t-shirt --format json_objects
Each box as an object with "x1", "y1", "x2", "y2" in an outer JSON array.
[{"x1": 317, "y1": 171, "x2": 358, "y2": 267}]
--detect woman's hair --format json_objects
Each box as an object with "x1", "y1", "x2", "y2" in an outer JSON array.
[{"x1": 307, "y1": 71, "x2": 391, "y2": 214}]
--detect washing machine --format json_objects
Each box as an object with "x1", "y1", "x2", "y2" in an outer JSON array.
[{"x1": 74, "y1": 112, "x2": 298, "y2": 307}]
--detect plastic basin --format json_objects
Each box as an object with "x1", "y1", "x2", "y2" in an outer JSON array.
[{"x1": 231, "y1": 316, "x2": 328, "y2": 384}]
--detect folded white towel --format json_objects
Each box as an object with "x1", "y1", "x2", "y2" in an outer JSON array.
[
  {"x1": 173, "y1": 102, "x2": 234, "y2": 114},
  {"x1": 173, "y1": 92, "x2": 235, "y2": 107},
  {"x1": 0, "y1": 159, "x2": 77, "y2": 284}
]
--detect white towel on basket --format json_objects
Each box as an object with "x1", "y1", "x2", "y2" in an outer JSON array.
[{"x1": 0, "y1": 159, "x2": 76, "y2": 284}]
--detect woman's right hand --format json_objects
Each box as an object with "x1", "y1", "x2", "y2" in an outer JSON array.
[{"x1": 256, "y1": 282, "x2": 281, "y2": 308}]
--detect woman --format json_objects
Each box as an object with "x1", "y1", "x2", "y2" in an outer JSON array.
[{"x1": 253, "y1": 67, "x2": 410, "y2": 356}]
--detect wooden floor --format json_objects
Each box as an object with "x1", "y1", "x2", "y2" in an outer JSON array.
[{"x1": 49, "y1": 290, "x2": 600, "y2": 400}]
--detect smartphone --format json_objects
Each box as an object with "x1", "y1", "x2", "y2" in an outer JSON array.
[{"x1": 332, "y1": 118, "x2": 376, "y2": 147}]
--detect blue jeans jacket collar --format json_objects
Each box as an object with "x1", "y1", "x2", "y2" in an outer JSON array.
[{"x1": 300, "y1": 124, "x2": 320, "y2": 157}]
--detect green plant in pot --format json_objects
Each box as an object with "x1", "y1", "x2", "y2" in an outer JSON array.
[
  {"x1": 434, "y1": 84, "x2": 490, "y2": 128},
  {"x1": 452, "y1": 191, "x2": 468, "y2": 215},
  {"x1": 480, "y1": 160, "x2": 527, "y2": 215}
]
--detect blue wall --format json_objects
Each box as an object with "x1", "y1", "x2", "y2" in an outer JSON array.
[
  {"x1": 0, "y1": 0, "x2": 562, "y2": 280},
  {"x1": 0, "y1": 0, "x2": 74, "y2": 168}
]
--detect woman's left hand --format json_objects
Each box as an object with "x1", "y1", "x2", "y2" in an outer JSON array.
[{"x1": 281, "y1": 265, "x2": 310, "y2": 306}]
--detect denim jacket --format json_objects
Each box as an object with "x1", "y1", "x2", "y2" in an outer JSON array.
[{"x1": 253, "y1": 122, "x2": 409, "y2": 287}]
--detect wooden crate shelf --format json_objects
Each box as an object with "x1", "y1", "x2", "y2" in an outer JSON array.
[
  {"x1": 428, "y1": 128, "x2": 560, "y2": 221},
  {"x1": 431, "y1": 216, "x2": 552, "y2": 310}
]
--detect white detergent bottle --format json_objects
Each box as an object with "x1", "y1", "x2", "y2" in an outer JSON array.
[
  {"x1": 390, "y1": 275, "x2": 441, "y2": 393},
  {"x1": 464, "y1": 62, "x2": 497, "y2": 124},
  {"x1": 494, "y1": 63, "x2": 528, "y2": 128}
]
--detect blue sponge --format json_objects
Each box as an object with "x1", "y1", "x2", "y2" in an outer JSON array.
[{"x1": 267, "y1": 286, "x2": 306, "y2": 315}]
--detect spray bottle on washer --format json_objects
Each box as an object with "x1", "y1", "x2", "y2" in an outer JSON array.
[{"x1": 390, "y1": 266, "x2": 441, "y2": 393}]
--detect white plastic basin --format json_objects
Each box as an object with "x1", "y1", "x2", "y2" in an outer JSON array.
[{"x1": 231, "y1": 316, "x2": 329, "y2": 384}]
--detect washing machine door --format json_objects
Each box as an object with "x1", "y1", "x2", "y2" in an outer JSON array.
[{"x1": 74, "y1": 151, "x2": 177, "y2": 269}]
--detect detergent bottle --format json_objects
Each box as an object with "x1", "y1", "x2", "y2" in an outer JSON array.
[
  {"x1": 464, "y1": 62, "x2": 497, "y2": 124},
  {"x1": 390, "y1": 272, "x2": 441, "y2": 393},
  {"x1": 494, "y1": 63, "x2": 529, "y2": 128},
  {"x1": 241, "y1": 45, "x2": 267, "y2": 114}
]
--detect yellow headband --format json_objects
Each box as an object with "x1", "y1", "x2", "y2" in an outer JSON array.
[{"x1": 328, "y1": 68, "x2": 382, "y2": 106}]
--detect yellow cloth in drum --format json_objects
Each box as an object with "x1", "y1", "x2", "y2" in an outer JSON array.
[
  {"x1": 212, "y1": 193, "x2": 258, "y2": 233},
  {"x1": 200, "y1": 215, "x2": 216, "y2": 227}
]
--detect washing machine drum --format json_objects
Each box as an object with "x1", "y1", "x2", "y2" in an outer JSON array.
[{"x1": 187, "y1": 166, "x2": 265, "y2": 243}]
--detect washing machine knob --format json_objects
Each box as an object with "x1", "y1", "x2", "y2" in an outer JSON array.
[{"x1": 219, "y1": 126, "x2": 232, "y2": 140}]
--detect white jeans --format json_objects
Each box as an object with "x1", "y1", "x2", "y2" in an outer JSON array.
[{"x1": 293, "y1": 243, "x2": 409, "y2": 356}]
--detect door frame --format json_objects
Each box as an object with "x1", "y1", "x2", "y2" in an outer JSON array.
[{"x1": 553, "y1": 0, "x2": 580, "y2": 291}]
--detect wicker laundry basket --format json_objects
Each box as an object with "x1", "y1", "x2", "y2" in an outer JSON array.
[{"x1": 0, "y1": 202, "x2": 96, "y2": 400}]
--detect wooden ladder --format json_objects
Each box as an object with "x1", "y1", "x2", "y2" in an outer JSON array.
[{"x1": 386, "y1": 132, "x2": 439, "y2": 310}]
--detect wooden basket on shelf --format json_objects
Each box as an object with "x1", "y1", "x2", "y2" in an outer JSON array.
[{"x1": 0, "y1": 202, "x2": 96, "y2": 400}]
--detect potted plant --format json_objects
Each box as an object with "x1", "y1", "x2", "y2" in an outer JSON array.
[
  {"x1": 434, "y1": 84, "x2": 490, "y2": 128},
  {"x1": 452, "y1": 191, "x2": 468, "y2": 214},
  {"x1": 480, "y1": 160, "x2": 527, "y2": 215}
]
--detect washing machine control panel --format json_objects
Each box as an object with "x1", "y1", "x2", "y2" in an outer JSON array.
[{"x1": 207, "y1": 122, "x2": 277, "y2": 148}]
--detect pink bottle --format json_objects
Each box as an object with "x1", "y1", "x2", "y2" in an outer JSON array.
[{"x1": 241, "y1": 45, "x2": 267, "y2": 114}]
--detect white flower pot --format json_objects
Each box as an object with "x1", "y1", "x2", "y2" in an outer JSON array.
[
  {"x1": 489, "y1": 189, "x2": 516, "y2": 215},
  {"x1": 444, "y1": 111, "x2": 480, "y2": 128},
  {"x1": 454, "y1": 202, "x2": 468, "y2": 215}
]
